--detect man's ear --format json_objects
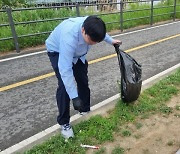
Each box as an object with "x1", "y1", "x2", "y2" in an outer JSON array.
[{"x1": 81, "y1": 27, "x2": 85, "y2": 34}]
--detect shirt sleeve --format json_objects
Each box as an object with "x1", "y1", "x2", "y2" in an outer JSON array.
[
  {"x1": 58, "y1": 39, "x2": 78, "y2": 99},
  {"x1": 104, "y1": 33, "x2": 113, "y2": 44}
]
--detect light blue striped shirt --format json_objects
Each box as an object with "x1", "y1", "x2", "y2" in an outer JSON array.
[{"x1": 45, "y1": 16, "x2": 113, "y2": 99}]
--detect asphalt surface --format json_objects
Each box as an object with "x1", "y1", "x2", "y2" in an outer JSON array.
[{"x1": 0, "y1": 21, "x2": 180, "y2": 151}]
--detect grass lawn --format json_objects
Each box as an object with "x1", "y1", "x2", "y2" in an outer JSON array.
[
  {"x1": 0, "y1": 0, "x2": 180, "y2": 52},
  {"x1": 23, "y1": 68, "x2": 180, "y2": 154}
]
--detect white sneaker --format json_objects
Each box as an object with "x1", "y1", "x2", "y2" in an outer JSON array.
[
  {"x1": 79, "y1": 111, "x2": 90, "y2": 116},
  {"x1": 60, "y1": 123, "x2": 74, "y2": 139}
]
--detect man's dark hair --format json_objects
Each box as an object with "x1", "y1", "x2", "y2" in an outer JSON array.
[{"x1": 82, "y1": 16, "x2": 106, "y2": 42}]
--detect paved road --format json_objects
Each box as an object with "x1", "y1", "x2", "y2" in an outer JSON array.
[{"x1": 0, "y1": 21, "x2": 180, "y2": 151}]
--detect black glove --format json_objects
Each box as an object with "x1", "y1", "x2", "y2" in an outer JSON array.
[{"x1": 72, "y1": 97, "x2": 82, "y2": 111}]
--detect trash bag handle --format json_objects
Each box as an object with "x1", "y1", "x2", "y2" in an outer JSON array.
[
  {"x1": 113, "y1": 44, "x2": 122, "y2": 72},
  {"x1": 113, "y1": 44, "x2": 120, "y2": 55}
]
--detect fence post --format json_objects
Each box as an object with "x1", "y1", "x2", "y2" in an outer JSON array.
[
  {"x1": 120, "y1": 1, "x2": 123, "y2": 32},
  {"x1": 6, "y1": 7, "x2": 20, "y2": 53},
  {"x1": 173, "y1": 0, "x2": 177, "y2": 21},
  {"x1": 150, "y1": 0, "x2": 154, "y2": 26},
  {"x1": 76, "y1": 3, "x2": 80, "y2": 17}
]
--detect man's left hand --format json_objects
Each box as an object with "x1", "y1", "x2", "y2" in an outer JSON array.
[{"x1": 112, "y1": 39, "x2": 122, "y2": 45}]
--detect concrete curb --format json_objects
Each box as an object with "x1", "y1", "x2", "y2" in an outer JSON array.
[
  {"x1": 1, "y1": 63, "x2": 180, "y2": 154},
  {"x1": 176, "y1": 149, "x2": 180, "y2": 154}
]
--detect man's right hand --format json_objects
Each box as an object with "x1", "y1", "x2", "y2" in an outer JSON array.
[{"x1": 72, "y1": 97, "x2": 82, "y2": 111}]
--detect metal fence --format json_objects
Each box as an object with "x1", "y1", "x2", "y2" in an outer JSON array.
[{"x1": 0, "y1": 0, "x2": 179, "y2": 53}]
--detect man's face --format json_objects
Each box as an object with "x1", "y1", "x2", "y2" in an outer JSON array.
[{"x1": 82, "y1": 27, "x2": 97, "y2": 45}]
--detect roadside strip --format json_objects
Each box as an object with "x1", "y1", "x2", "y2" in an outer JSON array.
[
  {"x1": 1, "y1": 63, "x2": 180, "y2": 154},
  {"x1": 0, "y1": 33, "x2": 180, "y2": 92},
  {"x1": 1, "y1": 20, "x2": 180, "y2": 63}
]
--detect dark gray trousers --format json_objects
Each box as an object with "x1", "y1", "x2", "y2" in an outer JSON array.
[{"x1": 47, "y1": 52, "x2": 90, "y2": 125}]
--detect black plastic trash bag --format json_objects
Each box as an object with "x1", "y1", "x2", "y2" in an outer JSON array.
[{"x1": 114, "y1": 44, "x2": 142, "y2": 103}]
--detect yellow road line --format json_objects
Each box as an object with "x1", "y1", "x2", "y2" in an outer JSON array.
[
  {"x1": 0, "y1": 33, "x2": 180, "y2": 92},
  {"x1": 89, "y1": 33, "x2": 180, "y2": 64},
  {"x1": 0, "y1": 73, "x2": 55, "y2": 92}
]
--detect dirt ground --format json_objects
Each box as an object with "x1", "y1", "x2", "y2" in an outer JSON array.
[{"x1": 87, "y1": 93, "x2": 180, "y2": 154}]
